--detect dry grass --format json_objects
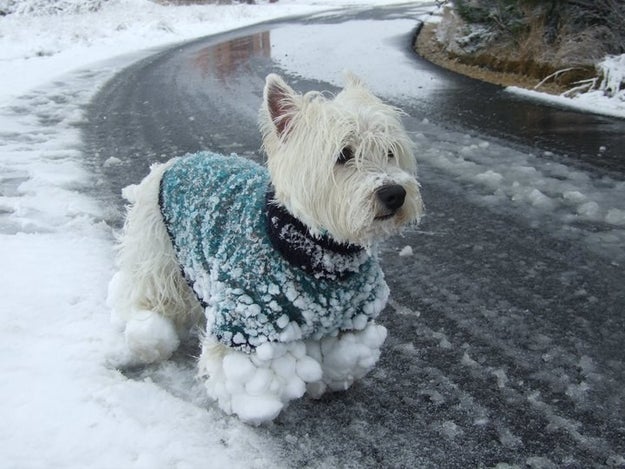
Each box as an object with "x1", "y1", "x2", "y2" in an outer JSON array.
[{"x1": 415, "y1": 22, "x2": 568, "y2": 94}]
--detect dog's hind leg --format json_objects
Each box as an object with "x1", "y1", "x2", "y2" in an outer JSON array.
[{"x1": 108, "y1": 160, "x2": 203, "y2": 364}]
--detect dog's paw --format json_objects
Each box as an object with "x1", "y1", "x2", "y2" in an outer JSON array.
[
  {"x1": 199, "y1": 339, "x2": 323, "y2": 424},
  {"x1": 307, "y1": 322, "x2": 387, "y2": 394},
  {"x1": 124, "y1": 310, "x2": 179, "y2": 364}
]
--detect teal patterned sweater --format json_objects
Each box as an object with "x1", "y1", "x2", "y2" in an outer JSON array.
[{"x1": 159, "y1": 152, "x2": 389, "y2": 352}]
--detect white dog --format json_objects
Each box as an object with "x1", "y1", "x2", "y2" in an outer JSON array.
[{"x1": 108, "y1": 73, "x2": 423, "y2": 424}]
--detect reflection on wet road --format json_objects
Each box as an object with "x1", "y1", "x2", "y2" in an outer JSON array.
[
  {"x1": 193, "y1": 32, "x2": 271, "y2": 81},
  {"x1": 85, "y1": 3, "x2": 625, "y2": 467}
]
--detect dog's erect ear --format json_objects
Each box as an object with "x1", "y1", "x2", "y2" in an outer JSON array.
[
  {"x1": 343, "y1": 70, "x2": 365, "y2": 88},
  {"x1": 264, "y1": 74, "x2": 297, "y2": 138}
]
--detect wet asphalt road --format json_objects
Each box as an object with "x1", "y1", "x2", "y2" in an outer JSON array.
[{"x1": 84, "y1": 4, "x2": 625, "y2": 467}]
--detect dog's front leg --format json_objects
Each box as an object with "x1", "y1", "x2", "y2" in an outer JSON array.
[
  {"x1": 198, "y1": 337, "x2": 323, "y2": 424},
  {"x1": 305, "y1": 321, "x2": 388, "y2": 398}
]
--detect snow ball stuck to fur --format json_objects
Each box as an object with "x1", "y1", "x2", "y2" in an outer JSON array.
[
  {"x1": 124, "y1": 311, "x2": 179, "y2": 364},
  {"x1": 202, "y1": 340, "x2": 324, "y2": 424},
  {"x1": 222, "y1": 353, "x2": 256, "y2": 382},
  {"x1": 230, "y1": 394, "x2": 284, "y2": 424},
  {"x1": 200, "y1": 322, "x2": 386, "y2": 423},
  {"x1": 314, "y1": 323, "x2": 387, "y2": 392},
  {"x1": 295, "y1": 356, "x2": 323, "y2": 382}
]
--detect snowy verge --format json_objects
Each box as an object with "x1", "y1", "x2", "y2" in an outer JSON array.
[
  {"x1": 0, "y1": 1, "x2": 412, "y2": 467},
  {"x1": 508, "y1": 85, "x2": 625, "y2": 120},
  {"x1": 503, "y1": 52, "x2": 624, "y2": 120},
  {"x1": 509, "y1": 54, "x2": 625, "y2": 120}
]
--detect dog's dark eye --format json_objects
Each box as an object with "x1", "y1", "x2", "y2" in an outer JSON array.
[
  {"x1": 387, "y1": 150, "x2": 395, "y2": 159},
  {"x1": 337, "y1": 147, "x2": 354, "y2": 165}
]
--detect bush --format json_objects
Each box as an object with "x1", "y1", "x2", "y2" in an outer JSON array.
[
  {"x1": 453, "y1": 0, "x2": 539, "y2": 36},
  {"x1": 567, "y1": 0, "x2": 625, "y2": 55},
  {"x1": 451, "y1": 0, "x2": 625, "y2": 56}
]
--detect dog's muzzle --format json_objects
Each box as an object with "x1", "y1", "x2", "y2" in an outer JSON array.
[{"x1": 375, "y1": 184, "x2": 406, "y2": 220}]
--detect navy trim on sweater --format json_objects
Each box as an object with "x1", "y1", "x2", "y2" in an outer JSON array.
[{"x1": 265, "y1": 189, "x2": 364, "y2": 280}]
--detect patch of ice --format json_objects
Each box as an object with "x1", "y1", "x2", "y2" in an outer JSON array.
[
  {"x1": 577, "y1": 201, "x2": 600, "y2": 218},
  {"x1": 412, "y1": 120, "x2": 625, "y2": 262},
  {"x1": 525, "y1": 456, "x2": 558, "y2": 469},
  {"x1": 103, "y1": 156, "x2": 122, "y2": 167},
  {"x1": 438, "y1": 420, "x2": 463, "y2": 439},
  {"x1": 432, "y1": 330, "x2": 452, "y2": 349},
  {"x1": 490, "y1": 369, "x2": 507, "y2": 389},
  {"x1": 475, "y1": 169, "x2": 504, "y2": 188},
  {"x1": 398, "y1": 245, "x2": 413, "y2": 256},
  {"x1": 606, "y1": 208, "x2": 625, "y2": 226},
  {"x1": 461, "y1": 351, "x2": 479, "y2": 367},
  {"x1": 497, "y1": 428, "x2": 522, "y2": 449}
]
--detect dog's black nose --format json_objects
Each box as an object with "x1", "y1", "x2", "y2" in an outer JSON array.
[{"x1": 376, "y1": 184, "x2": 406, "y2": 211}]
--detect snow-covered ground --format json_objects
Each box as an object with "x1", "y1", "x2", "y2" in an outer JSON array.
[
  {"x1": 0, "y1": 1, "x2": 424, "y2": 467},
  {"x1": 509, "y1": 53, "x2": 625, "y2": 119},
  {"x1": 508, "y1": 83, "x2": 625, "y2": 120}
]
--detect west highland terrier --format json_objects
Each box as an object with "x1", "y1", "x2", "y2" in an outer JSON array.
[{"x1": 108, "y1": 73, "x2": 423, "y2": 424}]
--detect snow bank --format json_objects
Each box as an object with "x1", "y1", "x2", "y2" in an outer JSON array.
[
  {"x1": 597, "y1": 54, "x2": 625, "y2": 99},
  {"x1": 509, "y1": 53, "x2": 625, "y2": 119}
]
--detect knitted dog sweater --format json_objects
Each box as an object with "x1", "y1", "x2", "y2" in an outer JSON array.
[{"x1": 159, "y1": 152, "x2": 389, "y2": 352}]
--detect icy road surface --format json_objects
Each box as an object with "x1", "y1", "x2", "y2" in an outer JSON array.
[{"x1": 84, "y1": 4, "x2": 625, "y2": 467}]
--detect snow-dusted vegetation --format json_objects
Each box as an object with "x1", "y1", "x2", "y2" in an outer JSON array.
[
  {"x1": 0, "y1": 0, "x2": 108, "y2": 15},
  {"x1": 431, "y1": 0, "x2": 625, "y2": 117}
]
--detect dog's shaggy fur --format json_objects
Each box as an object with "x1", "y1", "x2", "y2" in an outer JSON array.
[{"x1": 108, "y1": 73, "x2": 423, "y2": 424}]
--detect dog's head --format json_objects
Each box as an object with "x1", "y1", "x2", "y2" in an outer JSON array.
[{"x1": 260, "y1": 73, "x2": 423, "y2": 247}]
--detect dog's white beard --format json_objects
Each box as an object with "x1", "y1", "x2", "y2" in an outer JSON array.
[{"x1": 272, "y1": 164, "x2": 422, "y2": 248}]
